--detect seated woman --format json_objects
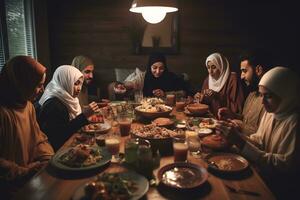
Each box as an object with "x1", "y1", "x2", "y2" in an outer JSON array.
[
  {"x1": 143, "y1": 53, "x2": 192, "y2": 98},
  {"x1": 0, "y1": 56, "x2": 54, "y2": 199},
  {"x1": 218, "y1": 67, "x2": 299, "y2": 199},
  {"x1": 38, "y1": 65, "x2": 100, "y2": 151},
  {"x1": 195, "y1": 52, "x2": 244, "y2": 116},
  {"x1": 112, "y1": 53, "x2": 192, "y2": 100}
]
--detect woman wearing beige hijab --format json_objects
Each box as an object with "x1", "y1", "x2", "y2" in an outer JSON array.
[
  {"x1": 0, "y1": 56, "x2": 54, "y2": 199},
  {"x1": 218, "y1": 66, "x2": 299, "y2": 198},
  {"x1": 195, "y1": 53, "x2": 244, "y2": 116}
]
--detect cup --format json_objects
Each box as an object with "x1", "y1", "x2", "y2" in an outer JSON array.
[
  {"x1": 117, "y1": 114, "x2": 132, "y2": 136},
  {"x1": 105, "y1": 135, "x2": 121, "y2": 163},
  {"x1": 187, "y1": 136, "x2": 202, "y2": 157},
  {"x1": 173, "y1": 137, "x2": 188, "y2": 162},
  {"x1": 125, "y1": 138, "x2": 139, "y2": 166},
  {"x1": 175, "y1": 97, "x2": 186, "y2": 112},
  {"x1": 166, "y1": 94, "x2": 175, "y2": 106},
  {"x1": 137, "y1": 139, "x2": 153, "y2": 180}
]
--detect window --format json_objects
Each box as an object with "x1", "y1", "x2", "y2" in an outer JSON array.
[{"x1": 0, "y1": 0, "x2": 36, "y2": 71}]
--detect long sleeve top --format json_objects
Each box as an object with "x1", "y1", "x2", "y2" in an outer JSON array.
[
  {"x1": 201, "y1": 72, "x2": 244, "y2": 116},
  {"x1": 38, "y1": 97, "x2": 89, "y2": 151}
]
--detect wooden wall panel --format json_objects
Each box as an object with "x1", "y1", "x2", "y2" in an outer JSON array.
[{"x1": 44, "y1": 0, "x2": 299, "y2": 98}]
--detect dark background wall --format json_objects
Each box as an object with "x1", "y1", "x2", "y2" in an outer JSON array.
[{"x1": 39, "y1": 0, "x2": 299, "y2": 98}]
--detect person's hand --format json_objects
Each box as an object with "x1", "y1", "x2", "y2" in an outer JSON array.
[
  {"x1": 83, "y1": 102, "x2": 100, "y2": 118},
  {"x1": 203, "y1": 89, "x2": 216, "y2": 97},
  {"x1": 216, "y1": 120, "x2": 245, "y2": 149},
  {"x1": 194, "y1": 92, "x2": 204, "y2": 103},
  {"x1": 217, "y1": 107, "x2": 234, "y2": 120},
  {"x1": 153, "y1": 89, "x2": 165, "y2": 97},
  {"x1": 186, "y1": 96, "x2": 194, "y2": 104},
  {"x1": 19, "y1": 161, "x2": 44, "y2": 177},
  {"x1": 229, "y1": 119, "x2": 243, "y2": 131}
]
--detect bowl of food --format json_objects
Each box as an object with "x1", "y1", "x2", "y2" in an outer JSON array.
[
  {"x1": 135, "y1": 104, "x2": 172, "y2": 119},
  {"x1": 186, "y1": 103, "x2": 209, "y2": 115},
  {"x1": 131, "y1": 124, "x2": 182, "y2": 156}
]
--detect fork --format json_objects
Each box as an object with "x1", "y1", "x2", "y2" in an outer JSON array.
[{"x1": 225, "y1": 184, "x2": 260, "y2": 196}]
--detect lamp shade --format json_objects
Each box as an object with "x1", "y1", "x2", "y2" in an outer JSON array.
[{"x1": 130, "y1": 0, "x2": 178, "y2": 24}]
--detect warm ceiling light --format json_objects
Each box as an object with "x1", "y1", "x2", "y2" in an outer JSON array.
[{"x1": 130, "y1": 0, "x2": 178, "y2": 24}]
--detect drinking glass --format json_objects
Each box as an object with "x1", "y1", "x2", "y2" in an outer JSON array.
[
  {"x1": 166, "y1": 94, "x2": 175, "y2": 106},
  {"x1": 117, "y1": 114, "x2": 132, "y2": 137},
  {"x1": 187, "y1": 136, "x2": 202, "y2": 158},
  {"x1": 105, "y1": 134, "x2": 121, "y2": 163},
  {"x1": 137, "y1": 139, "x2": 153, "y2": 180},
  {"x1": 124, "y1": 138, "x2": 139, "y2": 167},
  {"x1": 175, "y1": 97, "x2": 186, "y2": 112},
  {"x1": 134, "y1": 91, "x2": 143, "y2": 103},
  {"x1": 173, "y1": 137, "x2": 188, "y2": 162}
]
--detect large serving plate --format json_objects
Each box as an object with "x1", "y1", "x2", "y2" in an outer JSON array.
[
  {"x1": 135, "y1": 105, "x2": 172, "y2": 119},
  {"x1": 205, "y1": 153, "x2": 249, "y2": 173},
  {"x1": 72, "y1": 171, "x2": 149, "y2": 200},
  {"x1": 50, "y1": 146, "x2": 111, "y2": 171},
  {"x1": 158, "y1": 162, "x2": 208, "y2": 189}
]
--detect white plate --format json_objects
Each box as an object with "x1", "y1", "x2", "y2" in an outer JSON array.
[
  {"x1": 82, "y1": 121, "x2": 111, "y2": 134},
  {"x1": 198, "y1": 128, "x2": 213, "y2": 135}
]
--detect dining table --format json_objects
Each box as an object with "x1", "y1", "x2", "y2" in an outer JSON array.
[{"x1": 13, "y1": 108, "x2": 276, "y2": 200}]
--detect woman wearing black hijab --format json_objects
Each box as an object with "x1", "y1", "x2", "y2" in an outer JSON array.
[{"x1": 143, "y1": 53, "x2": 191, "y2": 97}]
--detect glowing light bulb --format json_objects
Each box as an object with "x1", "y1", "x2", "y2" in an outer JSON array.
[{"x1": 142, "y1": 8, "x2": 166, "y2": 24}]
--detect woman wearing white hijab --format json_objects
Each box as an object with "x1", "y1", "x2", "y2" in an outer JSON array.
[
  {"x1": 218, "y1": 66, "x2": 299, "y2": 198},
  {"x1": 195, "y1": 52, "x2": 244, "y2": 116},
  {"x1": 38, "y1": 65, "x2": 99, "y2": 150}
]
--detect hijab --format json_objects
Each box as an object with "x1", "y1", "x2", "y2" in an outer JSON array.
[
  {"x1": 39, "y1": 65, "x2": 83, "y2": 119},
  {"x1": 143, "y1": 53, "x2": 182, "y2": 96},
  {"x1": 0, "y1": 56, "x2": 46, "y2": 108},
  {"x1": 259, "y1": 66, "x2": 299, "y2": 120},
  {"x1": 71, "y1": 55, "x2": 94, "y2": 71},
  {"x1": 206, "y1": 53, "x2": 230, "y2": 92}
]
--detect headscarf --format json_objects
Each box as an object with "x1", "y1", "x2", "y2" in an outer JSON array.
[
  {"x1": 39, "y1": 65, "x2": 83, "y2": 119},
  {"x1": 143, "y1": 53, "x2": 180, "y2": 96},
  {"x1": 0, "y1": 56, "x2": 46, "y2": 108},
  {"x1": 259, "y1": 66, "x2": 299, "y2": 120},
  {"x1": 71, "y1": 55, "x2": 94, "y2": 71},
  {"x1": 205, "y1": 53, "x2": 230, "y2": 92}
]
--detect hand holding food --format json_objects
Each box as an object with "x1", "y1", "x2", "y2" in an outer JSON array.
[{"x1": 83, "y1": 102, "x2": 100, "y2": 118}]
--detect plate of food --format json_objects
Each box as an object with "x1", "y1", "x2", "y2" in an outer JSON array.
[
  {"x1": 70, "y1": 134, "x2": 95, "y2": 147},
  {"x1": 135, "y1": 104, "x2": 172, "y2": 119},
  {"x1": 199, "y1": 118, "x2": 217, "y2": 129},
  {"x1": 201, "y1": 134, "x2": 229, "y2": 150},
  {"x1": 72, "y1": 171, "x2": 149, "y2": 200},
  {"x1": 158, "y1": 162, "x2": 208, "y2": 189},
  {"x1": 152, "y1": 117, "x2": 174, "y2": 128},
  {"x1": 50, "y1": 144, "x2": 111, "y2": 171},
  {"x1": 198, "y1": 128, "x2": 213, "y2": 136},
  {"x1": 205, "y1": 153, "x2": 249, "y2": 173},
  {"x1": 185, "y1": 103, "x2": 209, "y2": 116},
  {"x1": 82, "y1": 121, "x2": 111, "y2": 134}
]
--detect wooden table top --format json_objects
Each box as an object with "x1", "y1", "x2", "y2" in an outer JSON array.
[{"x1": 13, "y1": 111, "x2": 276, "y2": 200}]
